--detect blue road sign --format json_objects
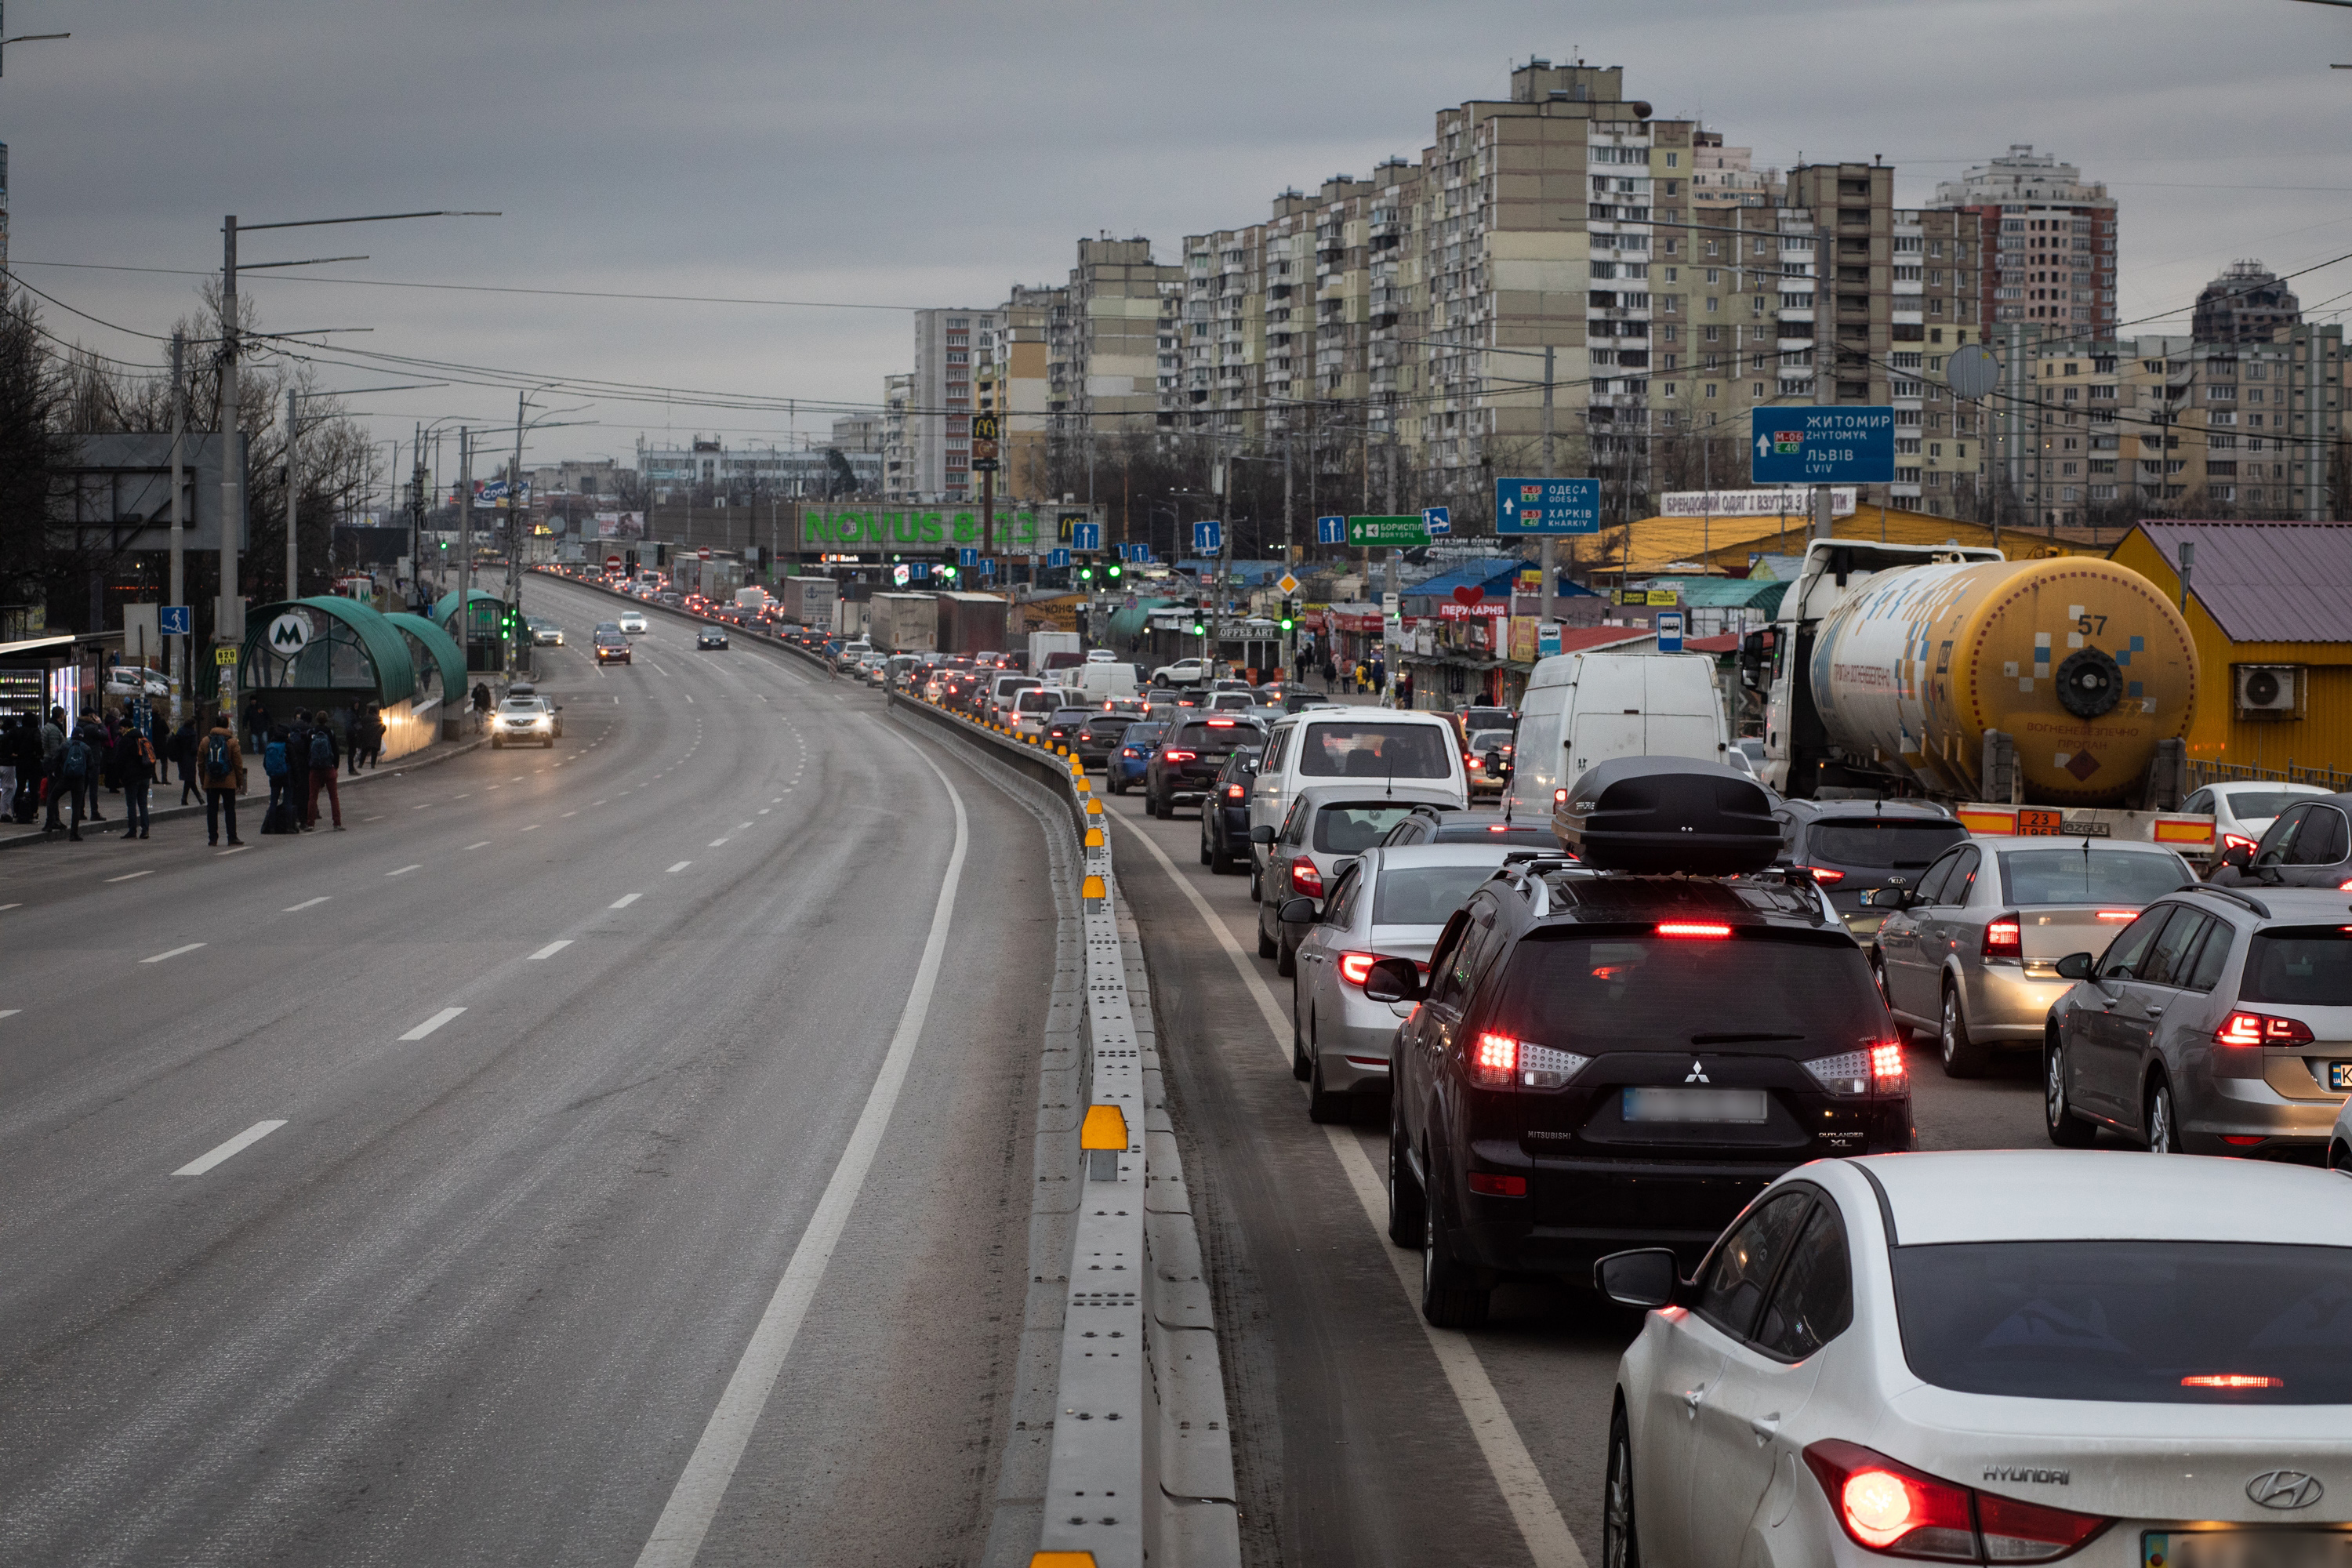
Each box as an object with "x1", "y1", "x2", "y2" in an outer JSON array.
[
  {"x1": 959, "y1": 546, "x2": 980, "y2": 568},
  {"x1": 159, "y1": 604, "x2": 191, "y2": 637},
  {"x1": 1315, "y1": 514, "x2": 1347, "y2": 545},
  {"x1": 1655, "y1": 610, "x2": 1684, "y2": 654},
  {"x1": 1749, "y1": 406, "x2": 1896, "y2": 485},
  {"x1": 1537, "y1": 622, "x2": 1563, "y2": 659},
  {"x1": 1048, "y1": 547, "x2": 1072, "y2": 568},
  {"x1": 910, "y1": 562, "x2": 931, "y2": 580},
  {"x1": 1071, "y1": 522, "x2": 1103, "y2": 551},
  {"x1": 1192, "y1": 519, "x2": 1223, "y2": 554},
  {"x1": 978, "y1": 557, "x2": 996, "y2": 577},
  {"x1": 1421, "y1": 506, "x2": 1451, "y2": 537},
  {"x1": 1494, "y1": 477, "x2": 1601, "y2": 535}
]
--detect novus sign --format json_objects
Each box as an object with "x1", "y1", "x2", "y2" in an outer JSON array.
[{"x1": 798, "y1": 506, "x2": 1099, "y2": 555}]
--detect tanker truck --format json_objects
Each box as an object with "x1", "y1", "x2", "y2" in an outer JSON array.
[{"x1": 1748, "y1": 540, "x2": 2214, "y2": 854}]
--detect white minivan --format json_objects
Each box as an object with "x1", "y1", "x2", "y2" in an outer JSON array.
[
  {"x1": 1500, "y1": 649, "x2": 1733, "y2": 817},
  {"x1": 1056, "y1": 662, "x2": 1141, "y2": 702},
  {"x1": 1246, "y1": 708, "x2": 1468, "y2": 893}
]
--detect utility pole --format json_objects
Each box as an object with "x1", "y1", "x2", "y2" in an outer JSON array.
[
  {"x1": 1282, "y1": 427, "x2": 1294, "y2": 564},
  {"x1": 285, "y1": 386, "x2": 301, "y2": 602},
  {"x1": 455, "y1": 427, "x2": 471, "y2": 732},
  {"x1": 167, "y1": 331, "x2": 185, "y2": 723},
  {"x1": 410, "y1": 422, "x2": 426, "y2": 611},
  {"x1": 213, "y1": 217, "x2": 245, "y2": 728},
  {"x1": 1541, "y1": 343, "x2": 1558, "y2": 627},
  {"x1": 510, "y1": 390, "x2": 528, "y2": 671}
]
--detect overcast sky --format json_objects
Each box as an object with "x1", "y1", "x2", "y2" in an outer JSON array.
[{"x1": 9, "y1": 0, "x2": 2350, "y2": 490}]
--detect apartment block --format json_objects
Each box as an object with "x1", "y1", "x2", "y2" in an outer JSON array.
[
  {"x1": 1049, "y1": 238, "x2": 1182, "y2": 439},
  {"x1": 829, "y1": 413, "x2": 880, "y2": 454},
  {"x1": 908, "y1": 307, "x2": 1003, "y2": 502},
  {"x1": 2193, "y1": 260, "x2": 2302, "y2": 346},
  {"x1": 1689, "y1": 127, "x2": 1780, "y2": 211},
  {"x1": 880, "y1": 372, "x2": 911, "y2": 499},
  {"x1": 1175, "y1": 218, "x2": 1268, "y2": 436},
  {"x1": 1932, "y1": 145, "x2": 2118, "y2": 336},
  {"x1": 2006, "y1": 325, "x2": 2343, "y2": 528},
  {"x1": 980, "y1": 282, "x2": 1063, "y2": 500}
]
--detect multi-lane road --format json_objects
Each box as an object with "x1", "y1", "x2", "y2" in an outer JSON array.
[
  {"x1": 2, "y1": 587, "x2": 2067, "y2": 1566},
  {"x1": 0, "y1": 576, "x2": 1067, "y2": 1566}
]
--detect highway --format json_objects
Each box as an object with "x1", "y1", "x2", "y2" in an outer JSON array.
[{"x1": 0, "y1": 576, "x2": 1068, "y2": 1566}]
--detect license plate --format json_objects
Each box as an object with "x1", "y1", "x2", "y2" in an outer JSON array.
[
  {"x1": 2332, "y1": 1062, "x2": 2352, "y2": 1092},
  {"x1": 2145, "y1": 1530, "x2": 2352, "y2": 1566},
  {"x1": 1622, "y1": 1087, "x2": 1769, "y2": 1124}
]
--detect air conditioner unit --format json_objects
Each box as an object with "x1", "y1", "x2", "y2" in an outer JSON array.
[{"x1": 2235, "y1": 664, "x2": 2303, "y2": 717}]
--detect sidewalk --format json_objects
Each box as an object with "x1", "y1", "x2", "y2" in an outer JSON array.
[{"x1": 0, "y1": 728, "x2": 491, "y2": 853}]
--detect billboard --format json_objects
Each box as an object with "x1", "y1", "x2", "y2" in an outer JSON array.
[
  {"x1": 595, "y1": 511, "x2": 644, "y2": 541},
  {"x1": 1658, "y1": 488, "x2": 1857, "y2": 519}
]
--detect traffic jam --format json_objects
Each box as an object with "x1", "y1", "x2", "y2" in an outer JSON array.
[{"x1": 551, "y1": 543, "x2": 2352, "y2": 1566}]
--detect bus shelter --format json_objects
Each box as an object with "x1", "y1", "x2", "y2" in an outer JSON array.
[{"x1": 237, "y1": 597, "x2": 436, "y2": 761}]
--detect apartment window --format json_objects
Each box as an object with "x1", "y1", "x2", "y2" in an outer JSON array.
[
  {"x1": 1896, "y1": 437, "x2": 1922, "y2": 455},
  {"x1": 1705, "y1": 268, "x2": 1720, "y2": 285},
  {"x1": 1704, "y1": 325, "x2": 1720, "y2": 343},
  {"x1": 1706, "y1": 296, "x2": 1719, "y2": 314},
  {"x1": 1704, "y1": 383, "x2": 1718, "y2": 398},
  {"x1": 1893, "y1": 265, "x2": 1922, "y2": 282},
  {"x1": 1896, "y1": 467, "x2": 1922, "y2": 484},
  {"x1": 1665, "y1": 152, "x2": 1679, "y2": 167},
  {"x1": 1753, "y1": 382, "x2": 1766, "y2": 397}
]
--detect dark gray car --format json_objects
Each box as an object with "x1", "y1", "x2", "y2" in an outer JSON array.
[{"x1": 2210, "y1": 791, "x2": 2352, "y2": 889}]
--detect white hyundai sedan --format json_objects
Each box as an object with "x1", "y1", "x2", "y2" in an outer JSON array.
[{"x1": 1599, "y1": 1151, "x2": 2352, "y2": 1567}]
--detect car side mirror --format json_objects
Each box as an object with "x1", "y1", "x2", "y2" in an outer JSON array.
[
  {"x1": 1279, "y1": 896, "x2": 1317, "y2": 925},
  {"x1": 1595, "y1": 1247, "x2": 1683, "y2": 1310},
  {"x1": 2056, "y1": 951, "x2": 2095, "y2": 981},
  {"x1": 2219, "y1": 843, "x2": 2252, "y2": 870},
  {"x1": 1250, "y1": 825, "x2": 1277, "y2": 844},
  {"x1": 1361, "y1": 957, "x2": 1425, "y2": 1004}
]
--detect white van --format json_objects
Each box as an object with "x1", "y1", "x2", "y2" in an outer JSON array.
[
  {"x1": 1246, "y1": 708, "x2": 1468, "y2": 887},
  {"x1": 1501, "y1": 651, "x2": 1732, "y2": 816},
  {"x1": 1056, "y1": 662, "x2": 1140, "y2": 702}
]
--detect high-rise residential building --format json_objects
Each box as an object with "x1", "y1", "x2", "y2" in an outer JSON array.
[
  {"x1": 1931, "y1": 144, "x2": 2118, "y2": 336},
  {"x1": 981, "y1": 283, "x2": 1062, "y2": 500},
  {"x1": 2192, "y1": 260, "x2": 2303, "y2": 345},
  {"x1": 880, "y1": 372, "x2": 912, "y2": 498},
  {"x1": 635, "y1": 437, "x2": 879, "y2": 499},
  {"x1": 1048, "y1": 238, "x2": 1182, "y2": 441},
  {"x1": 909, "y1": 307, "x2": 1003, "y2": 501},
  {"x1": 2001, "y1": 324, "x2": 2342, "y2": 529},
  {"x1": 1689, "y1": 128, "x2": 1780, "y2": 211},
  {"x1": 829, "y1": 412, "x2": 880, "y2": 453},
  {"x1": 1175, "y1": 219, "x2": 1269, "y2": 435}
]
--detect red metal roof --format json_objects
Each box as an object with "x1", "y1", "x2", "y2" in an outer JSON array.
[
  {"x1": 1553, "y1": 626, "x2": 1657, "y2": 655},
  {"x1": 2129, "y1": 521, "x2": 2352, "y2": 644}
]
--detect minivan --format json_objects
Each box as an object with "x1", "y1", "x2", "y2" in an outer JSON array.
[
  {"x1": 1500, "y1": 650, "x2": 1732, "y2": 817},
  {"x1": 1246, "y1": 708, "x2": 1469, "y2": 896}
]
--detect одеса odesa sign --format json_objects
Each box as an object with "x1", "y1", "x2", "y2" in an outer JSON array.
[{"x1": 800, "y1": 506, "x2": 1085, "y2": 553}]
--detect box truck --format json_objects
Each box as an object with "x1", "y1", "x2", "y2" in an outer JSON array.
[
  {"x1": 936, "y1": 592, "x2": 1009, "y2": 655},
  {"x1": 868, "y1": 593, "x2": 939, "y2": 652},
  {"x1": 780, "y1": 575, "x2": 837, "y2": 630}
]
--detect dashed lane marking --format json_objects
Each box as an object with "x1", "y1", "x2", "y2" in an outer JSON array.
[
  {"x1": 398, "y1": 1007, "x2": 466, "y2": 1041},
  {"x1": 610, "y1": 893, "x2": 641, "y2": 908},
  {"x1": 283, "y1": 897, "x2": 330, "y2": 912},
  {"x1": 172, "y1": 1120, "x2": 288, "y2": 1178},
  {"x1": 521, "y1": 825, "x2": 540, "y2": 833},
  {"x1": 140, "y1": 942, "x2": 205, "y2": 964},
  {"x1": 527, "y1": 940, "x2": 573, "y2": 960},
  {"x1": 666, "y1": 861, "x2": 691, "y2": 873},
  {"x1": 105, "y1": 870, "x2": 154, "y2": 883},
  {"x1": 466, "y1": 840, "x2": 492, "y2": 851},
  {"x1": 386, "y1": 865, "x2": 422, "y2": 877}
]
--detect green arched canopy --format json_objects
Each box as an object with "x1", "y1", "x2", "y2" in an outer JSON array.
[
  {"x1": 385, "y1": 611, "x2": 465, "y2": 710},
  {"x1": 239, "y1": 596, "x2": 417, "y2": 707}
]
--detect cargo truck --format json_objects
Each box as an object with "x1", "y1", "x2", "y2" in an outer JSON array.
[
  {"x1": 1028, "y1": 629, "x2": 1082, "y2": 673},
  {"x1": 780, "y1": 575, "x2": 838, "y2": 630},
  {"x1": 868, "y1": 592, "x2": 939, "y2": 653},
  {"x1": 936, "y1": 591, "x2": 1009, "y2": 655},
  {"x1": 1748, "y1": 539, "x2": 2213, "y2": 854}
]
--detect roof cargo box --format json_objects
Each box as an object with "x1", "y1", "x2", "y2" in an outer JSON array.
[{"x1": 1554, "y1": 757, "x2": 1782, "y2": 875}]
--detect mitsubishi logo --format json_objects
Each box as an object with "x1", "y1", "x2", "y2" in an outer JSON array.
[
  {"x1": 2248, "y1": 1470, "x2": 2323, "y2": 1510},
  {"x1": 1685, "y1": 1061, "x2": 1710, "y2": 1083}
]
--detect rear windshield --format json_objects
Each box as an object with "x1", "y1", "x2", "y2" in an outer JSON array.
[
  {"x1": 2241, "y1": 927, "x2": 2352, "y2": 1006},
  {"x1": 1313, "y1": 804, "x2": 1420, "y2": 854},
  {"x1": 1893, "y1": 1240, "x2": 2352, "y2": 1405},
  {"x1": 1488, "y1": 933, "x2": 1887, "y2": 1054},
  {"x1": 1374, "y1": 866, "x2": 1497, "y2": 925},
  {"x1": 1432, "y1": 822, "x2": 1554, "y2": 846},
  {"x1": 2222, "y1": 789, "x2": 2317, "y2": 820},
  {"x1": 1998, "y1": 848, "x2": 2191, "y2": 906},
  {"x1": 1297, "y1": 722, "x2": 1454, "y2": 780},
  {"x1": 1175, "y1": 721, "x2": 1256, "y2": 750},
  {"x1": 1120, "y1": 724, "x2": 1166, "y2": 746},
  {"x1": 1810, "y1": 820, "x2": 1966, "y2": 869}
]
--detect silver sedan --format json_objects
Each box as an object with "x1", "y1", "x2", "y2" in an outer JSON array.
[{"x1": 1283, "y1": 843, "x2": 1524, "y2": 1121}]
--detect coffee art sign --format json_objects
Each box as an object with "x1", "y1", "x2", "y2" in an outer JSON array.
[{"x1": 797, "y1": 506, "x2": 1102, "y2": 554}]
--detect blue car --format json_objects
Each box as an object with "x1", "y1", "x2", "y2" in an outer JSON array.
[{"x1": 1108, "y1": 722, "x2": 1167, "y2": 795}]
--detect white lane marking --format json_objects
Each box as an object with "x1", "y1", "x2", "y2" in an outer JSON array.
[
  {"x1": 398, "y1": 1006, "x2": 466, "y2": 1041},
  {"x1": 757, "y1": 809, "x2": 770, "y2": 815},
  {"x1": 412, "y1": 803, "x2": 432, "y2": 811},
  {"x1": 0, "y1": 1009, "x2": 18, "y2": 1020},
  {"x1": 452, "y1": 793, "x2": 470, "y2": 800},
  {"x1": 105, "y1": 869, "x2": 155, "y2": 883},
  {"x1": 386, "y1": 864, "x2": 422, "y2": 877},
  {"x1": 0, "y1": 903, "x2": 20, "y2": 912},
  {"x1": 527, "y1": 939, "x2": 573, "y2": 960},
  {"x1": 141, "y1": 942, "x2": 205, "y2": 964},
  {"x1": 666, "y1": 861, "x2": 691, "y2": 873},
  {"x1": 172, "y1": 1120, "x2": 288, "y2": 1178},
  {"x1": 466, "y1": 840, "x2": 492, "y2": 851},
  {"x1": 707, "y1": 838, "x2": 728, "y2": 848},
  {"x1": 283, "y1": 896, "x2": 330, "y2": 913},
  {"x1": 217, "y1": 846, "x2": 250, "y2": 856},
  {"x1": 1108, "y1": 812, "x2": 1588, "y2": 1568},
  {"x1": 731, "y1": 822, "x2": 753, "y2": 833},
  {"x1": 563, "y1": 811, "x2": 579, "y2": 818},
  {"x1": 363, "y1": 814, "x2": 385, "y2": 822},
  {"x1": 610, "y1": 893, "x2": 641, "y2": 909},
  {"x1": 684, "y1": 693, "x2": 695, "y2": 704},
  {"x1": 593, "y1": 800, "x2": 607, "y2": 807},
  {"x1": 521, "y1": 824, "x2": 541, "y2": 833},
  {"x1": 633, "y1": 728, "x2": 969, "y2": 1568}
]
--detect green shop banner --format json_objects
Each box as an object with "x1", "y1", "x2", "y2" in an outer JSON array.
[{"x1": 800, "y1": 506, "x2": 1069, "y2": 553}]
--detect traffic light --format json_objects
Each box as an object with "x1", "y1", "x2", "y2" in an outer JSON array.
[
  {"x1": 1279, "y1": 598, "x2": 1296, "y2": 633},
  {"x1": 938, "y1": 546, "x2": 959, "y2": 583},
  {"x1": 1076, "y1": 558, "x2": 1095, "y2": 584},
  {"x1": 1105, "y1": 558, "x2": 1123, "y2": 582}
]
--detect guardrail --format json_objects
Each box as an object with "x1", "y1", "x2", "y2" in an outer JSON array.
[{"x1": 886, "y1": 689, "x2": 1240, "y2": 1568}]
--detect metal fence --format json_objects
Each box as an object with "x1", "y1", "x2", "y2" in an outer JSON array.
[{"x1": 2190, "y1": 759, "x2": 2352, "y2": 793}]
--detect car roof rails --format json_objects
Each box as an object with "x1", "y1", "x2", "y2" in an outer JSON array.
[{"x1": 2183, "y1": 884, "x2": 2272, "y2": 920}]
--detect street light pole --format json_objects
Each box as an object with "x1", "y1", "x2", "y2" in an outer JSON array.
[{"x1": 216, "y1": 217, "x2": 243, "y2": 724}]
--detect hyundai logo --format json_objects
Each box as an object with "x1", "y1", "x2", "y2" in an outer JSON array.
[{"x1": 2248, "y1": 1470, "x2": 2324, "y2": 1510}]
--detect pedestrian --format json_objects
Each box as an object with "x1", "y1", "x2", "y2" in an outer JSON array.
[
  {"x1": 262, "y1": 723, "x2": 292, "y2": 829},
  {"x1": 113, "y1": 720, "x2": 154, "y2": 840},
  {"x1": 38, "y1": 706, "x2": 65, "y2": 833},
  {"x1": 362, "y1": 706, "x2": 385, "y2": 769},
  {"x1": 1352, "y1": 660, "x2": 1367, "y2": 694},
  {"x1": 344, "y1": 703, "x2": 363, "y2": 776},
  {"x1": 172, "y1": 716, "x2": 200, "y2": 804},
  {"x1": 284, "y1": 710, "x2": 314, "y2": 828},
  {"x1": 243, "y1": 693, "x2": 270, "y2": 760},
  {"x1": 74, "y1": 710, "x2": 108, "y2": 823},
  {"x1": 472, "y1": 681, "x2": 492, "y2": 717},
  {"x1": 306, "y1": 710, "x2": 344, "y2": 831},
  {"x1": 53, "y1": 715, "x2": 93, "y2": 840},
  {"x1": 199, "y1": 709, "x2": 245, "y2": 846}
]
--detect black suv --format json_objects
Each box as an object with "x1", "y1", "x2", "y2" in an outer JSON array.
[
  {"x1": 1773, "y1": 798, "x2": 1967, "y2": 942},
  {"x1": 1073, "y1": 706, "x2": 1142, "y2": 768},
  {"x1": 1377, "y1": 804, "x2": 1556, "y2": 850},
  {"x1": 1377, "y1": 765, "x2": 1912, "y2": 1328},
  {"x1": 1199, "y1": 744, "x2": 1263, "y2": 874},
  {"x1": 1143, "y1": 716, "x2": 1261, "y2": 819}
]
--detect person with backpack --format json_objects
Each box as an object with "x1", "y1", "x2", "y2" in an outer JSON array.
[
  {"x1": 113, "y1": 721, "x2": 155, "y2": 839},
  {"x1": 200, "y1": 710, "x2": 245, "y2": 846},
  {"x1": 38, "y1": 706, "x2": 65, "y2": 833},
  {"x1": 73, "y1": 713, "x2": 108, "y2": 824},
  {"x1": 261, "y1": 723, "x2": 293, "y2": 831},
  {"x1": 53, "y1": 718, "x2": 93, "y2": 841},
  {"x1": 172, "y1": 716, "x2": 201, "y2": 804},
  {"x1": 306, "y1": 711, "x2": 344, "y2": 831},
  {"x1": 283, "y1": 711, "x2": 314, "y2": 828}
]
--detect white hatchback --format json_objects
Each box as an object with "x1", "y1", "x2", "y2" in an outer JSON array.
[
  {"x1": 1600, "y1": 1150, "x2": 2352, "y2": 1567},
  {"x1": 617, "y1": 609, "x2": 648, "y2": 635}
]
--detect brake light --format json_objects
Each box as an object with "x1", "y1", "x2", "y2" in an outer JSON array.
[
  {"x1": 1871, "y1": 1040, "x2": 1906, "y2": 1083},
  {"x1": 1466, "y1": 1172, "x2": 1526, "y2": 1197},
  {"x1": 1467, "y1": 755, "x2": 1483, "y2": 771},
  {"x1": 1798, "y1": 864, "x2": 1845, "y2": 885},
  {"x1": 2216, "y1": 1010, "x2": 2314, "y2": 1047},
  {"x1": 1802, "y1": 1442, "x2": 1981, "y2": 1562},
  {"x1": 2094, "y1": 909, "x2": 2136, "y2": 922},
  {"x1": 1290, "y1": 860, "x2": 1324, "y2": 898},
  {"x1": 1472, "y1": 1032, "x2": 1518, "y2": 1087},
  {"x1": 1225, "y1": 784, "x2": 1245, "y2": 800},
  {"x1": 1486, "y1": 823, "x2": 1510, "y2": 833},
  {"x1": 1656, "y1": 921, "x2": 1731, "y2": 938},
  {"x1": 1338, "y1": 952, "x2": 1377, "y2": 985},
  {"x1": 1982, "y1": 916, "x2": 2023, "y2": 961},
  {"x1": 1554, "y1": 788, "x2": 1568, "y2": 808},
  {"x1": 1163, "y1": 750, "x2": 1197, "y2": 763},
  {"x1": 1207, "y1": 718, "x2": 1236, "y2": 728},
  {"x1": 2223, "y1": 832, "x2": 2256, "y2": 853},
  {"x1": 2180, "y1": 1373, "x2": 2283, "y2": 1388}
]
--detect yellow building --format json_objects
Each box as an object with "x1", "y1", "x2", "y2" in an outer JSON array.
[{"x1": 2111, "y1": 521, "x2": 2352, "y2": 783}]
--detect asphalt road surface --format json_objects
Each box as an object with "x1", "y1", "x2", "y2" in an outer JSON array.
[
  {"x1": 0, "y1": 577, "x2": 1066, "y2": 1566},
  {"x1": 1095, "y1": 762, "x2": 2067, "y2": 1568}
]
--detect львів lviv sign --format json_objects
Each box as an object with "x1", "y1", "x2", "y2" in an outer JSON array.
[{"x1": 798, "y1": 506, "x2": 1095, "y2": 554}]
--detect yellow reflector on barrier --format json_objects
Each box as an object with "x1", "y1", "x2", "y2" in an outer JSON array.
[
  {"x1": 1084, "y1": 828, "x2": 1105, "y2": 848},
  {"x1": 1032, "y1": 1555, "x2": 1098, "y2": 1568},
  {"x1": 1080, "y1": 1104, "x2": 1128, "y2": 1152},
  {"x1": 1073, "y1": 777, "x2": 1090, "y2": 793},
  {"x1": 1085, "y1": 799, "x2": 1103, "y2": 816},
  {"x1": 1081, "y1": 873, "x2": 1106, "y2": 900}
]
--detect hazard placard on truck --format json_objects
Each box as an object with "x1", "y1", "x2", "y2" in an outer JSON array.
[{"x1": 1952, "y1": 802, "x2": 2217, "y2": 857}]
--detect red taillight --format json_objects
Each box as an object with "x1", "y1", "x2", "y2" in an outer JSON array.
[
  {"x1": 1207, "y1": 718, "x2": 1236, "y2": 728},
  {"x1": 2223, "y1": 832, "x2": 2256, "y2": 853},
  {"x1": 1553, "y1": 788, "x2": 1568, "y2": 808},
  {"x1": 2094, "y1": 909, "x2": 2136, "y2": 922},
  {"x1": 2217, "y1": 1010, "x2": 2314, "y2": 1047},
  {"x1": 1467, "y1": 1171, "x2": 1526, "y2": 1197},
  {"x1": 1472, "y1": 1032, "x2": 1518, "y2": 1088},
  {"x1": 1656, "y1": 921, "x2": 1732, "y2": 938},
  {"x1": 2180, "y1": 1373, "x2": 2283, "y2": 1388},
  {"x1": 1225, "y1": 784, "x2": 1246, "y2": 800},
  {"x1": 1802, "y1": 1442, "x2": 1978, "y2": 1561},
  {"x1": 1799, "y1": 864, "x2": 1846, "y2": 885},
  {"x1": 1871, "y1": 1040, "x2": 1907, "y2": 1083},
  {"x1": 1983, "y1": 916, "x2": 2023, "y2": 961},
  {"x1": 1290, "y1": 860, "x2": 1324, "y2": 897},
  {"x1": 1976, "y1": 1493, "x2": 2114, "y2": 1563},
  {"x1": 1467, "y1": 755, "x2": 1483, "y2": 771},
  {"x1": 1338, "y1": 952, "x2": 1377, "y2": 985},
  {"x1": 1163, "y1": 749, "x2": 1197, "y2": 763}
]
